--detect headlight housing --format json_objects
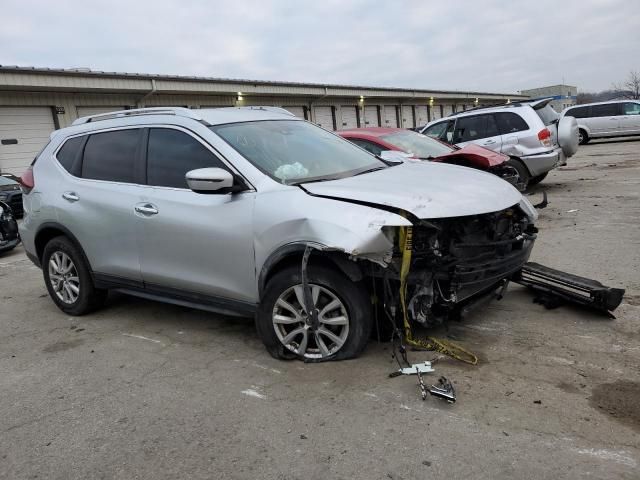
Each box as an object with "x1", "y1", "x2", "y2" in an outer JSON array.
[{"x1": 519, "y1": 197, "x2": 538, "y2": 222}]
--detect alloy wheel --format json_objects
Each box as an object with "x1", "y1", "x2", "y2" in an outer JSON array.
[
  {"x1": 272, "y1": 284, "x2": 349, "y2": 359},
  {"x1": 48, "y1": 251, "x2": 80, "y2": 304}
]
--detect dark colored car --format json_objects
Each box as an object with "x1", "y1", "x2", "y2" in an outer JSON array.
[
  {"x1": 0, "y1": 175, "x2": 24, "y2": 217},
  {"x1": 338, "y1": 127, "x2": 523, "y2": 190},
  {"x1": 0, "y1": 200, "x2": 20, "y2": 254}
]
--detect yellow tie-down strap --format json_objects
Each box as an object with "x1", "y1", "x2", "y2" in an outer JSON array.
[{"x1": 398, "y1": 226, "x2": 478, "y2": 366}]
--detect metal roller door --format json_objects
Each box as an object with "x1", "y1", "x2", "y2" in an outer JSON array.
[
  {"x1": 443, "y1": 105, "x2": 454, "y2": 117},
  {"x1": 432, "y1": 106, "x2": 442, "y2": 120},
  {"x1": 415, "y1": 106, "x2": 429, "y2": 126},
  {"x1": 314, "y1": 106, "x2": 334, "y2": 130},
  {"x1": 364, "y1": 106, "x2": 380, "y2": 127},
  {"x1": 0, "y1": 107, "x2": 56, "y2": 175},
  {"x1": 284, "y1": 106, "x2": 306, "y2": 119},
  {"x1": 383, "y1": 106, "x2": 398, "y2": 127},
  {"x1": 340, "y1": 106, "x2": 359, "y2": 129},
  {"x1": 401, "y1": 106, "x2": 414, "y2": 128},
  {"x1": 77, "y1": 106, "x2": 126, "y2": 118}
]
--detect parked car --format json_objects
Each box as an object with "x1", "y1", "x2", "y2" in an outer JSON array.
[
  {"x1": 2, "y1": 173, "x2": 22, "y2": 183},
  {"x1": 338, "y1": 127, "x2": 523, "y2": 190},
  {"x1": 0, "y1": 175, "x2": 24, "y2": 218},
  {"x1": 561, "y1": 100, "x2": 640, "y2": 145},
  {"x1": 0, "y1": 200, "x2": 20, "y2": 254},
  {"x1": 20, "y1": 106, "x2": 538, "y2": 361},
  {"x1": 418, "y1": 99, "x2": 579, "y2": 186}
]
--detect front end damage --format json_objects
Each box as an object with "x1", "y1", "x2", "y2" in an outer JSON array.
[{"x1": 359, "y1": 203, "x2": 536, "y2": 330}]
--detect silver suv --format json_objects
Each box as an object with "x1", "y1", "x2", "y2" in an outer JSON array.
[
  {"x1": 19, "y1": 107, "x2": 537, "y2": 361},
  {"x1": 419, "y1": 99, "x2": 578, "y2": 186},
  {"x1": 562, "y1": 100, "x2": 640, "y2": 145}
]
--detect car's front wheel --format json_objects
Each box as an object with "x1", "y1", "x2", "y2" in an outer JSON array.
[
  {"x1": 42, "y1": 236, "x2": 107, "y2": 315},
  {"x1": 257, "y1": 265, "x2": 371, "y2": 361}
]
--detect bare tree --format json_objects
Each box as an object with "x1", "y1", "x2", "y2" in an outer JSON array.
[{"x1": 612, "y1": 70, "x2": 640, "y2": 99}]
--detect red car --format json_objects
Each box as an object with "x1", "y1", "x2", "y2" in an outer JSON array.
[{"x1": 338, "y1": 127, "x2": 523, "y2": 190}]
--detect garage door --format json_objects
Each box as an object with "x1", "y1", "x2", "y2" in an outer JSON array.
[
  {"x1": 432, "y1": 106, "x2": 442, "y2": 120},
  {"x1": 284, "y1": 106, "x2": 306, "y2": 119},
  {"x1": 383, "y1": 106, "x2": 398, "y2": 127},
  {"x1": 314, "y1": 106, "x2": 334, "y2": 130},
  {"x1": 401, "y1": 106, "x2": 414, "y2": 128},
  {"x1": 0, "y1": 107, "x2": 56, "y2": 175},
  {"x1": 77, "y1": 106, "x2": 126, "y2": 119},
  {"x1": 363, "y1": 106, "x2": 380, "y2": 127},
  {"x1": 443, "y1": 105, "x2": 454, "y2": 117},
  {"x1": 340, "y1": 106, "x2": 359, "y2": 129},
  {"x1": 415, "y1": 106, "x2": 429, "y2": 127}
]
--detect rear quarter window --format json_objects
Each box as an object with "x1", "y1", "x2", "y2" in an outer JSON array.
[{"x1": 56, "y1": 136, "x2": 84, "y2": 173}]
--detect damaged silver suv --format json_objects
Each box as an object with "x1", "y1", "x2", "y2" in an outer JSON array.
[{"x1": 20, "y1": 107, "x2": 538, "y2": 361}]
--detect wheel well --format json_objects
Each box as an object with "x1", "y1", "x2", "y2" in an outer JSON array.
[
  {"x1": 259, "y1": 249, "x2": 365, "y2": 297},
  {"x1": 34, "y1": 225, "x2": 91, "y2": 271}
]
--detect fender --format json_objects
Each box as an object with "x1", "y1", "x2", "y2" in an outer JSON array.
[{"x1": 33, "y1": 222, "x2": 93, "y2": 271}]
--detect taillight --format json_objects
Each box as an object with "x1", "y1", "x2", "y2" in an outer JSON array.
[
  {"x1": 20, "y1": 166, "x2": 35, "y2": 194},
  {"x1": 538, "y1": 128, "x2": 552, "y2": 147}
]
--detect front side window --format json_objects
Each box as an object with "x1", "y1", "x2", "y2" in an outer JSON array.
[
  {"x1": 212, "y1": 120, "x2": 386, "y2": 185},
  {"x1": 423, "y1": 121, "x2": 448, "y2": 139},
  {"x1": 380, "y1": 130, "x2": 453, "y2": 159},
  {"x1": 591, "y1": 103, "x2": 619, "y2": 117},
  {"x1": 56, "y1": 136, "x2": 84, "y2": 173},
  {"x1": 82, "y1": 129, "x2": 140, "y2": 183},
  {"x1": 622, "y1": 102, "x2": 640, "y2": 115},
  {"x1": 495, "y1": 112, "x2": 529, "y2": 134},
  {"x1": 147, "y1": 128, "x2": 228, "y2": 188},
  {"x1": 349, "y1": 138, "x2": 385, "y2": 156}
]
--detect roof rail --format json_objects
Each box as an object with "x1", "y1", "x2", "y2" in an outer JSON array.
[
  {"x1": 71, "y1": 107, "x2": 206, "y2": 126},
  {"x1": 233, "y1": 106, "x2": 296, "y2": 116}
]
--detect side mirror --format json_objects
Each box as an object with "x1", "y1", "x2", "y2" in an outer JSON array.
[{"x1": 186, "y1": 168, "x2": 234, "y2": 193}]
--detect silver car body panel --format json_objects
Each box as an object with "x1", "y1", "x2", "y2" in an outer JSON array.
[
  {"x1": 561, "y1": 100, "x2": 640, "y2": 139},
  {"x1": 20, "y1": 107, "x2": 532, "y2": 306}
]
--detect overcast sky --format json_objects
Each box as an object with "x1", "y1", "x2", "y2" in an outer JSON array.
[{"x1": 2, "y1": 0, "x2": 638, "y2": 93}]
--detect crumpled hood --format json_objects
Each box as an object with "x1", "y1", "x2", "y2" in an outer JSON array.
[{"x1": 302, "y1": 161, "x2": 523, "y2": 219}]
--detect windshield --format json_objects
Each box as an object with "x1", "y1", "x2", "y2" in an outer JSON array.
[
  {"x1": 211, "y1": 120, "x2": 386, "y2": 184},
  {"x1": 0, "y1": 176, "x2": 18, "y2": 186},
  {"x1": 380, "y1": 130, "x2": 454, "y2": 158}
]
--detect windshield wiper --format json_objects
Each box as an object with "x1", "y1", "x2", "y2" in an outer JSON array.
[{"x1": 353, "y1": 166, "x2": 388, "y2": 176}]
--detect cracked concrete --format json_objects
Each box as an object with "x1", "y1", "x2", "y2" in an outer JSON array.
[{"x1": 1, "y1": 138, "x2": 639, "y2": 479}]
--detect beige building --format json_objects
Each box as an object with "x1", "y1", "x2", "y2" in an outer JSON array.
[{"x1": 0, "y1": 66, "x2": 525, "y2": 174}]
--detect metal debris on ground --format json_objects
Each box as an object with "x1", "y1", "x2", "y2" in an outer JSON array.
[
  {"x1": 388, "y1": 361, "x2": 435, "y2": 378},
  {"x1": 428, "y1": 377, "x2": 456, "y2": 403}
]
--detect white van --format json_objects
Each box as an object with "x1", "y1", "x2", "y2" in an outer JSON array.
[{"x1": 562, "y1": 100, "x2": 640, "y2": 144}]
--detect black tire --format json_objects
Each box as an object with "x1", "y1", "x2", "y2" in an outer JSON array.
[
  {"x1": 42, "y1": 236, "x2": 107, "y2": 315},
  {"x1": 506, "y1": 158, "x2": 530, "y2": 189},
  {"x1": 528, "y1": 172, "x2": 549, "y2": 186},
  {"x1": 256, "y1": 265, "x2": 372, "y2": 361},
  {"x1": 578, "y1": 129, "x2": 589, "y2": 145}
]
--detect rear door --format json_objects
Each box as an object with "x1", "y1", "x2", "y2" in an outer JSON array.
[
  {"x1": 620, "y1": 102, "x2": 640, "y2": 134},
  {"x1": 452, "y1": 114, "x2": 502, "y2": 152},
  {"x1": 138, "y1": 127, "x2": 256, "y2": 302},
  {"x1": 588, "y1": 103, "x2": 620, "y2": 135},
  {"x1": 56, "y1": 128, "x2": 144, "y2": 283}
]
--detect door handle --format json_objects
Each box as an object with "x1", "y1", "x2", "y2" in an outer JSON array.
[
  {"x1": 134, "y1": 204, "x2": 158, "y2": 215},
  {"x1": 62, "y1": 191, "x2": 79, "y2": 202},
  {"x1": 483, "y1": 139, "x2": 496, "y2": 145}
]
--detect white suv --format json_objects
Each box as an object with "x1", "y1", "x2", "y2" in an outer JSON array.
[
  {"x1": 19, "y1": 107, "x2": 537, "y2": 361},
  {"x1": 562, "y1": 100, "x2": 640, "y2": 145},
  {"x1": 419, "y1": 99, "x2": 578, "y2": 186}
]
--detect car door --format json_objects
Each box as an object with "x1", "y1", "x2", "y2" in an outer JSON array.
[
  {"x1": 55, "y1": 128, "x2": 144, "y2": 284},
  {"x1": 620, "y1": 102, "x2": 640, "y2": 134},
  {"x1": 452, "y1": 114, "x2": 502, "y2": 152},
  {"x1": 494, "y1": 112, "x2": 530, "y2": 154},
  {"x1": 137, "y1": 126, "x2": 256, "y2": 303},
  {"x1": 589, "y1": 103, "x2": 620, "y2": 135}
]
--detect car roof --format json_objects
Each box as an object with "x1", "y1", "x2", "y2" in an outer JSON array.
[
  {"x1": 338, "y1": 127, "x2": 404, "y2": 138},
  {"x1": 564, "y1": 99, "x2": 639, "y2": 109}
]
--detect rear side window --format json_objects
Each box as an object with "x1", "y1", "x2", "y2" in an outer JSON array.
[
  {"x1": 495, "y1": 112, "x2": 529, "y2": 134},
  {"x1": 56, "y1": 136, "x2": 84, "y2": 173},
  {"x1": 454, "y1": 114, "x2": 498, "y2": 142},
  {"x1": 622, "y1": 103, "x2": 640, "y2": 115},
  {"x1": 566, "y1": 106, "x2": 589, "y2": 118},
  {"x1": 82, "y1": 129, "x2": 140, "y2": 183},
  {"x1": 591, "y1": 103, "x2": 619, "y2": 117},
  {"x1": 146, "y1": 128, "x2": 228, "y2": 188}
]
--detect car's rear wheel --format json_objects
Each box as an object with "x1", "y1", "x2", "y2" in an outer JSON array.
[
  {"x1": 506, "y1": 158, "x2": 530, "y2": 190},
  {"x1": 256, "y1": 265, "x2": 371, "y2": 361},
  {"x1": 528, "y1": 172, "x2": 548, "y2": 186},
  {"x1": 578, "y1": 129, "x2": 589, "y2": 145},
  {"x1": 42, "y1": 236, "x2": 107, "y2": 315}
]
